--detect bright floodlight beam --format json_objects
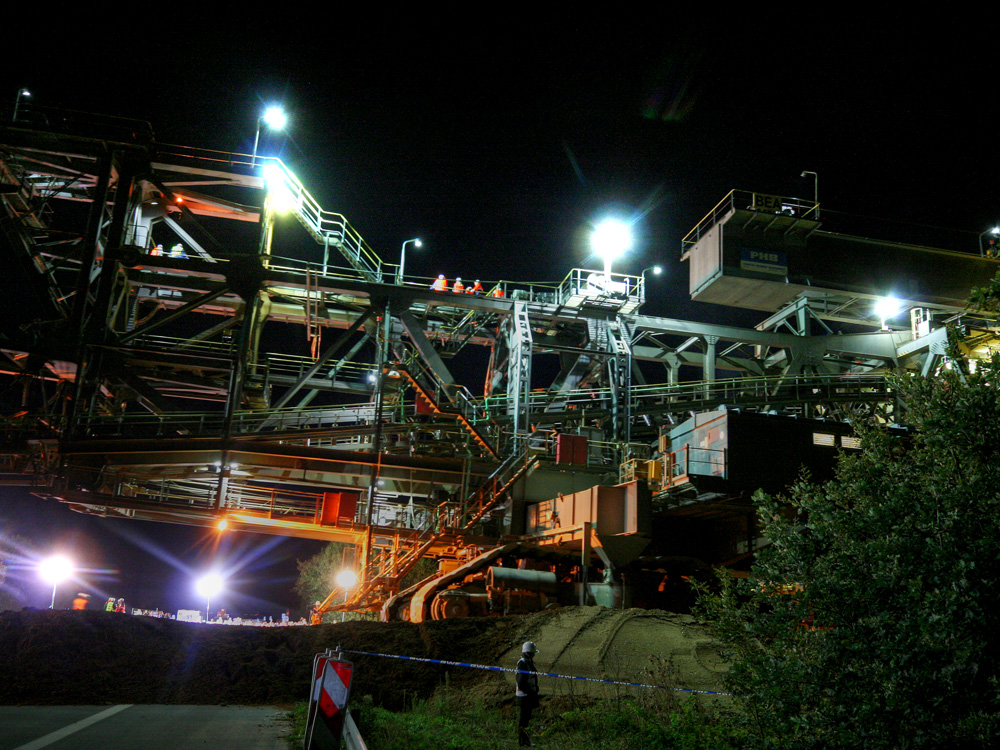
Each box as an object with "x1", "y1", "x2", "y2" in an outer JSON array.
[
  {"x1": 38, "y1": 555, "x2": 74, "y2": 609},
  {"x1": 252, "y1": 104, "x2": 288, "y2": 167},
  {"x1": 336, "y1": 569, "x2": 358, "y2": 621},
  {"x1": 336, "y1": 569, "x2": 358, "y2": 589},
  {"x1": 875, "y1": 296, "x2": 903, "y2": 330},
  {"x1": 196, "y1": 572, "x2": 225, "y2": 623},
  {"x1": 591, "y1": 219, "x2": 633, "y2": 280}
]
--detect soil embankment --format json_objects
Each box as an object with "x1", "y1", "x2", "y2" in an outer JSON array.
[{"x1": 0, "y1": 607, "x2": 725, "y2": 707}]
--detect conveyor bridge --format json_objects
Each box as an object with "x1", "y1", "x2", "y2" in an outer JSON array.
[{"x1": 2, "y1": 111, "x2": 998, "y2": 614}]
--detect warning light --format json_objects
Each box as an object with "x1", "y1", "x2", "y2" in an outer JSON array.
[{"x1": 217, "y1": 518, "x2": 229, "y2": 531}]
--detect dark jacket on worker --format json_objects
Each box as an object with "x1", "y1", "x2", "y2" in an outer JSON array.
[{"x1": 516, "y1": 654, "x2": 539, "y2": 704}]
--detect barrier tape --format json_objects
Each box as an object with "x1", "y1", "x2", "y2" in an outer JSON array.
[{"x1": 335, "y1": 647, "x2": 733, "y2": 697}]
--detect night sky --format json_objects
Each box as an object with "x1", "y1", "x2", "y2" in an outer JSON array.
[{"x1": 2, "y1": 17, "x2": 996, "y2": 615}]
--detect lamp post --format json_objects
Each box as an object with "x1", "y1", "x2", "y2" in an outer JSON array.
[
  {"x1": 195, "y1": 572, "x2": 224, "y2": 623},
  {"x1": 801, "y1": 170, "x2": 819, "y2": 219},
  {"x1": 38, "y1": 555, "x2": 74, "y2": 609},
  {"x1": 636, "y1": 265, "x2": 662, "y2": 301},
  {"x1": 641, "y1": 265, "x2": 663, "y2": 279},
  {"x1": 252, "y1": 105, "x2": 288, "y2": 167},
  {"x1": 336, "y1": 569, "x2": 358, "y2": 623},
  {"x1": 978, "y1": 226, "x2": 999, "y2": 257},
  {"x1": 13, "y1": 88, "x2": 30, "y2": 122},
  {"x1": 397, "y1": 238, "x2": 422, "y2": 286},
  {"x1": 591, "y1": 219, "x2": 633, "y2": 282}
]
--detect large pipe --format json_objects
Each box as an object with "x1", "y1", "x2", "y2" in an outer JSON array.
[{"x1": 487, "y1": 567, "x2": 557, "y2": 593}]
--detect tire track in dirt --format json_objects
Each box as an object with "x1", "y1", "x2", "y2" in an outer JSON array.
[{"x1": 500, "y1": 606, "x2": 728, "y2": 702}]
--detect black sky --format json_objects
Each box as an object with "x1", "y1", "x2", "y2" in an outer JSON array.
[{"x1": 2, "y1": 16, "x2": 996, "y2": 614}]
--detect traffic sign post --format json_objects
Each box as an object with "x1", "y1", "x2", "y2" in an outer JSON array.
[{"x1": 305, "y1": 653, "x2": 354, "y2": 750}]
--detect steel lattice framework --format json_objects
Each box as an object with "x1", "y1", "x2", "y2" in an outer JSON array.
[{"x1": 2, "y1": 110, "x2": 998, "y2": 615}]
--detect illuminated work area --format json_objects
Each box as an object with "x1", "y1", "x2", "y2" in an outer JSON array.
[{"x1": 2, "y1": 110, "x2": 997, "y2": 622}]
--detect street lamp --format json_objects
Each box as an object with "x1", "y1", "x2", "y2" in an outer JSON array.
[
  {"x1": 397, "y1": 238, "x2": 422, "y2": 286},
  {"x1": 591, "y1": 219, "x2": 633, "y2": 281},
  {"x1": 252, "y1": 105, "x2": 288, "y2": 167},
  {"x1": 13, "y1": 88, "x2": 30, "y2": 122},
  {"x1": 801, "y1": 171, "x2": 819, "y2": 219},
  {"x1": 38, "y1": 555, "x2": 74, "y2": 609},
  {"x1": 978, "y1": 226, "x2": 999, "y2": 257},
  {"x1": 336, "y1": 569, "x2": 358, "y2": 622},
  {"x1": 195, "y1": 572, "x2": 225, "y2": 623}
]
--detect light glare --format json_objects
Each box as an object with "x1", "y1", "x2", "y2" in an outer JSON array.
[
  {"x1": 875, "y1": 297, "x2": 903, "y2": 320},
  {"x1": 195, "y1": 572, "x2": 225, "y2": 598},
  {"x1": 39, "y1": 555, "x2": 74, "y2": 584},
  {"x1": 591, "y1": 219, "x2": 633, "y2": 261},
  {"x1": 336, "y1": 569, "x2": 358, "y2": 589},
  {"x1": 262, "y1": 106, "x2": 287, "y2": 131}
]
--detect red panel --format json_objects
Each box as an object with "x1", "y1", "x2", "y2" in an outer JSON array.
[
  {"x1": 322, "y1": 492, "x2": 360, "y2": 526},
  {"x1": 415, "y1": 393, "x2": 434, "y2": 415},
  {"x1": 556, "y1": 434, "x2": 587, "y2": 465}
]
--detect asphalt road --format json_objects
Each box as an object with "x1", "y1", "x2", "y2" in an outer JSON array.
[{"x1": 0, "y1": 705, "x2": 292, "y2": 750}]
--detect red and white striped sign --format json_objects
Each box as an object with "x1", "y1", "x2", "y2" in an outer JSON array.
[{"x1": 306, "y1": 656, "x2": 353, "y2": 750}]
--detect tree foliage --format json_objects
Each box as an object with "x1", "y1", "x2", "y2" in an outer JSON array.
[
  {"x1": 293, "y1": 542, "x2": 351, "y2": 616},
  {"x1": 293, "y1": 542, "x2": 437, "y2": 622},
  {"x1": 699, "y1": 351, "x2": 1000, "y2": 748}
]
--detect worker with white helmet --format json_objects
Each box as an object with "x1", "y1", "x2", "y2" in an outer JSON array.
[{"x1": 515, "y1": 640, "x2": 540, "y2": 746}]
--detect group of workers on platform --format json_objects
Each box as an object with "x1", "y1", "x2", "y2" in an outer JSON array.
[
  {"x1": 149, "y1": 243, "x2": 188, "y2": 258},
  {"x1": 429, "y1": 275, "x2": 507, "y2": 297}
]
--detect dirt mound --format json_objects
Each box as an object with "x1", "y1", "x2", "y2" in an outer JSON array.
[
  {"x1": 501, "y1": 606, "x2": 727, "y2": 703},
  {"x1": 0, "y1": 607, "x2": 725, "y2": 708}
]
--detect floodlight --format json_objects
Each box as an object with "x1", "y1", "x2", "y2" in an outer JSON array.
[
  {"x1": 336, "y1": 569, "x2": 358, "y2": 589},
  {"x1": 252, "y1": 104, "x2": 289, "y2": 167},
  {"x1": 591, "y1": 219, "x2": 633, "y2": 262},
  {"x1": 39, "y1": 555, "x2": 74, "y2": 584},
  {"x1": 875, "y1": 297, "x2": 902, "y2": 320},
  {"x1": 196, "y1": 572, "x2": 225, "y2": 623},
  {"x1": 217, "y1": 518, "x2": 228, "y2": 531},
  {"x1": 262, "y1": 106, "x2": 288, "y2": 131},
  {"x1": 196, "y1": 572, "x2": 224, "y2": 598},
  {"x1": 875, "y1": 297, "x2": 903, "y2": 330},
  {"x1": 39, "y1": 555, "x2": 74, "y2": 609}
]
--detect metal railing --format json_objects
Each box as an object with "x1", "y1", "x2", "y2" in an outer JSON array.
[
  {"x1": 665, "y1": 445, "x2": 727, "y2": 483},
  {"x1": 556, "y1": 268, "x2": 646, "y2": 307},
  {"x1": 260, "y1": 159, "x2": 383, "y2": 282},
  {"x1": 681, "y1": 189, "x2": 820, "y2": 254}
]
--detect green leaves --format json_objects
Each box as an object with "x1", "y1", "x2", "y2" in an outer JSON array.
[{"x1": 699, "y1": 352, "x2": 1000, "y2": 749}]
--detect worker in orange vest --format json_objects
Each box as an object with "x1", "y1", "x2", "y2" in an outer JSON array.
[
  {"x1": 467, "y1": 280, "x2": 484, "y2": 295},
  {"x1": 430, "y1": 275, "x2": 448, "y2": 291},
  {"x1": 490, "y1": 285, "x2": 505, "y2": 298},
  {"x1": 72, "y1": 593, "x2": 90, "y2": 610},
  {"x1": 453, "y1": 277, "x2": 465, "y2": 293}
]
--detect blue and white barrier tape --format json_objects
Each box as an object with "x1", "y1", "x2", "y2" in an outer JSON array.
[{"x1": 336, "y1": 648, "x2": 732, "y2": 697}]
